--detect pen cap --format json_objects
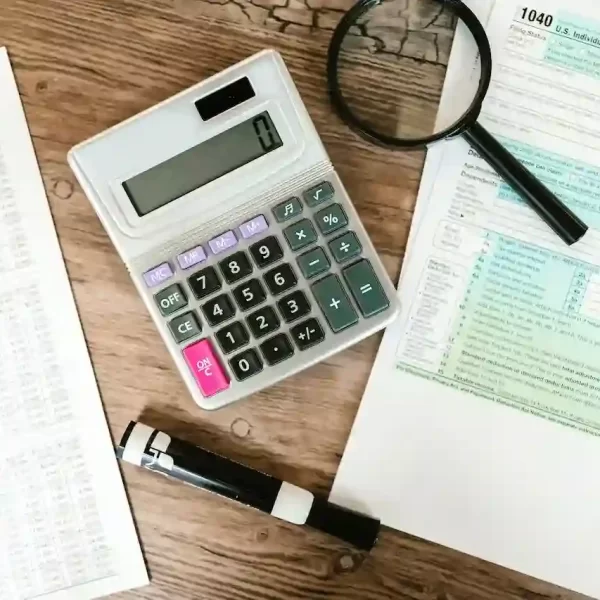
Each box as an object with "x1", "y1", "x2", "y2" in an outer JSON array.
[{"x1": 305, "y1": 497, "x2": 380, "y2": 551}]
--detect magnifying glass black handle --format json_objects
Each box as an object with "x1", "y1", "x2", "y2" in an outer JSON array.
[{"x1": 464, "y1": 122, "x2": 588, "y2": 246}]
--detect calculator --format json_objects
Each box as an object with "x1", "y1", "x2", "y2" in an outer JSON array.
[{"x1": 68, "y1": 49, "x2": 399, "y2": 410}]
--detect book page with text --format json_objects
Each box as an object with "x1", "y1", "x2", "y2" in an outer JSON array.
[{"x1": 0, "y1": 48, "x2": 148, "y2": 600}]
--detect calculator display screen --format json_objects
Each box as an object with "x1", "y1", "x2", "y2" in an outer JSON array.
[{"x1": 123, "y1": 111, "x2": 283, "y2": 216}]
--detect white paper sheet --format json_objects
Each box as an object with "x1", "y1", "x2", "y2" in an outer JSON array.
[
  {"x1": 331, "y1": 2, "x2": 600, "y2": 598},
  {"x1": 0, "y1": 48, "x2": 148, "y2": 599}
]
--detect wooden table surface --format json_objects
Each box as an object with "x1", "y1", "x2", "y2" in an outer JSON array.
[{"x1": 0, "y1": 1, "x2": 586, "y2": 599}]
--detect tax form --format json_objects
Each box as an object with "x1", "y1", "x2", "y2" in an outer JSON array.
[
  {"x1": 331, "y1": 1, "x2": 600, "y2": 597},
  {"x1": 0, "y1": 49, "x2": 148, "y2": 599}
]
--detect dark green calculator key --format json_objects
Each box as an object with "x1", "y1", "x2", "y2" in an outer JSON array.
[
  {"x1": 273, "y1": 197, "x2": 302, "y2": 222},
  {"x1": 311, "y1": 274, "x2": 358, "y2": 333},
  {"x1": 343, "y1": 259, "x2": 390, "y2": 318},
  {"x1": 284, "y1": 218, "x2": 318, "y2": 251},
  {"x1": 297, "y1": 247, "x2": 330, "y2": 279},
  {"x1": 329, "y1": 232, "x2": 362, "y2": 263},
  {"x1": 315, "y1": 204, "x2": 348, "y2": 236},
  {"x1": 303, "y1": 181, "x2": 334, "y2": 207}
]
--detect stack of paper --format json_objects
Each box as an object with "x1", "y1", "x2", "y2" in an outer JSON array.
[
  {"x1": 0, "y1": 48, "x2": 148, "y2": 599},
  {"x1": 331, "y1": 1, "x2": 600, "y2": 598}
]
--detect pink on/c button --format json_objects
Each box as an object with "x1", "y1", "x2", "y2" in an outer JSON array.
[{"x1": 183, "y1": 339, "x2": 230, "y2": 397}]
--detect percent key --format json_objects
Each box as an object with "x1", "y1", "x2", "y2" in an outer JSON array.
[{"x1": 315, "y1": 204, "x2": 348, "y2": 235}]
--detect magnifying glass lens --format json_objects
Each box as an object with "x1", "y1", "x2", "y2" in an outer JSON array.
[{"x1": 337, "y1": 0, "x2": 483, "y2": 141}]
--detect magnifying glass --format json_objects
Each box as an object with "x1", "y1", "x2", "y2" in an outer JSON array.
[{"x1": 327, "y1": 0, "x2": 589, "y2": 246}]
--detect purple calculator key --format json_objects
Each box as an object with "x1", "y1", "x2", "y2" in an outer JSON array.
[
  {"x1": 209, "y1": 231, "x2": 237, "y2": 255},
  {"x1": 143, "y1": 262, "x2": 174, "y2": 287},
  {"x1": 239, "y1": 215, "x2": 268, "y2": 239},
  {"x1": 177, "y1": 245, "x2": 207, "y2": 270}
]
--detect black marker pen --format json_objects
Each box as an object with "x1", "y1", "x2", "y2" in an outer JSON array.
[{"x1": 117, "y1": 421, "x2": 380, "y2": 551}]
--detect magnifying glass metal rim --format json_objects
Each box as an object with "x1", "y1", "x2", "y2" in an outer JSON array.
[{"x1": 326, "y1": 0, "x2": 494, "y2": 149}]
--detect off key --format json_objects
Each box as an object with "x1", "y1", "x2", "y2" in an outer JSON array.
[{"x1": 183, "y1": 339, "x2": 230, "y2": 397}]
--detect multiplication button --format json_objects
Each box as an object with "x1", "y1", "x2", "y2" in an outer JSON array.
[
  {"x1": 343, "y1": 259, "x2": 389, "y2": 318},
  {"x1": 311, "y1": 274, "x2": 358, "y2": 333},
  {"x1": 283, "y1": 219, "x2": 318, "y2": 251}
]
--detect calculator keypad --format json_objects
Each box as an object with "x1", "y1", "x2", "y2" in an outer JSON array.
[
  {"x1": 304, "y1": 181, "x2": 334, "y2": 208},
  {"x1": 264, "y1": 263, "x2": 298, "y2": 296},
  {"x1": 216, "y1": 321, "x2": 250, "y2": 354},
  {"x1": 155, "y1": 284, "x2": 187, "y2": 316},
  {"x1": 260, "y1": 333, "x2": 294, "y2": 366},
  {"x1": 315, "y1": 204, "x2": 348, "y2": 236},
  {"x1": 169, "y1": 311, "x2": 202, "y2": 343},
  {"x1": 219, "y1": 251, "x2": 253, "y2": 284},
  {"x1": 247, "y1": 306, "x2": 280, "y2": 338},
  {"x1": 273, "y1": 197, "x2": 302, "y2": 222},
  {"x1": 343, "y1": 259, "x2": 390, "y2": 317},
  {"x1": 232, "y1": 279, "x2": 267, "y2": 312},
  {"x1": 202, "y1": 294, "x2": 236, "y2": 326},
  {"x1": 183, "y1": 339, "x2": 230, "y2": 397},
  {"x1": 290, "y1": 318, "x2": 325, "y2": 351},
  {"x1": 145, "y1": 177, "x2": 392, "y2": 403},
  {"x1": 283, "y1": 218, "x2": 318, "y2": 251},
  {"x1": 297, "y1": 247, "x2": 330, "y2": 279},
  {"x1": 329, "y1": 232, "x2": 362, "y2": 263},
  {"x1": 312, "y1": 274, "x2": 358, "y2": 333},
  {"x1": 277, "y1": 290, "x2": 311, "y2": 323},
  {"x1": 249, "y1": 236, "x2": 284, "y2": 269},
  {"x1": 230, "y1": 348, "x2": 263, "y2": 381},
  {"x1": 188, "y1": 266, "x2": 221, "y2": 300}
]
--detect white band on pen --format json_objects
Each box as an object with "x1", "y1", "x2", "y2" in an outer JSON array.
[
  {"x1": 270, "y1": 482, "x2": 314, "y2": 525},
  {"x1": 122, "y1": 423, "x2": 155, "y2": 466}
]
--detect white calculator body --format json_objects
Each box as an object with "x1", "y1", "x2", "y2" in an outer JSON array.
[{"x1": 68, "y1": 49, "x2": 399, "y2": 410}]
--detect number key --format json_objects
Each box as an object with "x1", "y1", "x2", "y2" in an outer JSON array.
[
  {"x1": 219, "y1": 251, "x2": 253, "y2": 284},
  {"x1": 232, "y1": 279, "x2": 266, "y2": 311},
  {"x1": 216, "y1": 321, "x2": 250, "y2": 354},
  {"x1": 277, "y1": 290, "x2": 311, "y2": 323},
  {"x1": 202, "y1": 294, "x2": 236, "y2": 326},
  {"x1": 264, "y1": 263, "x2": 297, "y2": 296},
  {"x1": 188, "y1": 266, "x2": 221, "y2": 300},
  {"x1": 246, "y1": 306, "x2": 280, "y2": 338},
  {"x1": 249, "y1": 236, "x2": 284, "y2": 268},
  {"x1": 230, "y1": 348, "x2": 263, "y2": 381}
]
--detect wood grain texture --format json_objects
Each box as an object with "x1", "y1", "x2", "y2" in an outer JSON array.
[{"x1": 0, "y1": 0, "x2": 588, "y2": 599}]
